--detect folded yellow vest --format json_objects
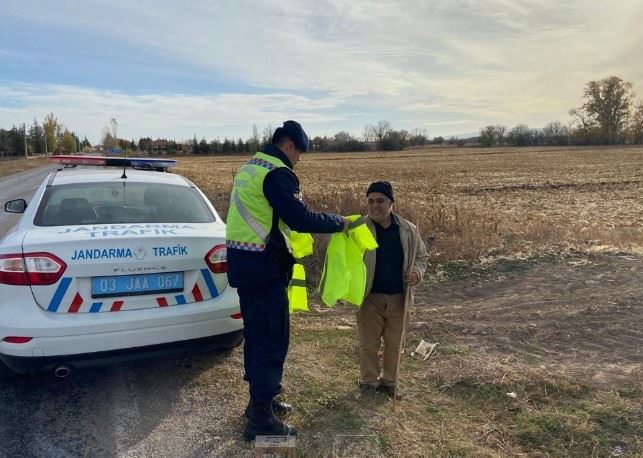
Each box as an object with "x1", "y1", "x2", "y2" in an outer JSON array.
[{"x1": 318, "y1": 215, "x2": 378, "y2": 307}]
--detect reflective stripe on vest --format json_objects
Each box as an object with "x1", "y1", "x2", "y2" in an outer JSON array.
[
  {"x1": 226, "y1": 152, "x2": 288, "y2": 251},
  {"x1": 288, "y1": 263, "x2": 308, "y2": 313},
  {"x1": 227, "y1": 152, "x2": 315, "y2": 313}
]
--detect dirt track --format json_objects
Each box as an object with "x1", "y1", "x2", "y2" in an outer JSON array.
[{"x1": 415, "y1": 252, "x2": 643, "y2": 387}]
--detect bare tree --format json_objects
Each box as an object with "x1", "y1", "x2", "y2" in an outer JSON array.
[
  {"x1": 479, "y1": 125, "x2": 497, "y2": 147},
  {"x1": 568, "y1": 108, "x2": 594, "y2": 144},
  {"x1": 250, "y1": 124, "x2": 260, "y2": 152},
  {"x1": 495, "y1": 125, "x2": 506, "y2": 145},
  {"x1": 363, "y1": 125, "x2": 374, "y2": 144},
  {"x1": 630, "y1": 100, "x2": 643, "y2": 144},
  {"x1": 367, "y1": 120, "x2": 392, "y2": 149},
  {"x1": 580, "y1": 76, "x2": 634, "y2": 144},
  {"x1": 102, "y1": 117, "x2": 120, "y2": 149},
  {"x1": 109, "y1": 117, "x2": 118, "y2": 140}
]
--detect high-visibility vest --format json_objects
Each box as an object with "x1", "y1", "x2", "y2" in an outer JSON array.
[
  {"x1": 226, "y1": 152, "x2": 314, "y2": 313},
  {"x1": 318, "y1": 215, "x2": 378, "y2": 307}
]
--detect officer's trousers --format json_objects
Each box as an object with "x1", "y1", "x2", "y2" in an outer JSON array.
[{"x1": 238, "y1": 282, "x2": 290, "y2": 403}]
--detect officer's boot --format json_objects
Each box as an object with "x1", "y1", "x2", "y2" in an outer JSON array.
[
  {"x1": 243, "y1": 399, "x2": 297, "y2": 441},
  {"x1": 244, "y1": 397, "x2": 293, "y2": 418}
]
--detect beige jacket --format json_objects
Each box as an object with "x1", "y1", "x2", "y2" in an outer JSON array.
[{"x1": 363, "y1": 214, "x2": 429, "y2": 308}]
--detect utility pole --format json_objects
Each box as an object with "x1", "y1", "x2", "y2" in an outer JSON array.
[
  {"x1": 23, "y1": 124, "x2": 28, "y2": 159},
  {"x1": 44, "y1": 126, "x2": 48, "y2": 158}
]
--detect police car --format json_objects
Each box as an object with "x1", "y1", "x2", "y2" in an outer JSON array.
[{"x1": 0, "y1": 156, "x2": 242, "y2": 378}]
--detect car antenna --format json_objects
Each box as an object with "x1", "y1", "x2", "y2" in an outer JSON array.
[{"x1": 121, "y1": 146, "x2": 128, "y2": 179}]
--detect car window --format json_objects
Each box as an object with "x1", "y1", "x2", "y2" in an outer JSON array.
[{"x1": 34, "y1": 182, "x2": 215, "y2": 226}]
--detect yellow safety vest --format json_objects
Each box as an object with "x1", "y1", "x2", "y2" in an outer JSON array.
[
  {"x1": 226, "y1": 152, "x2": 314, "y2": 313},
  {"x1": 318, "y1": 215, "x2": 378, "y2": 307}
]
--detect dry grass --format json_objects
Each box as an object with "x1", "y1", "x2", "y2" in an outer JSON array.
[
  {"x1": 283, "y1": 302, "x2": 642, "y2": 457},
  {"x1": 0, "y1": 157, "x2": 50, "y2": 179},
  {"x1": 175, "y1": 146, "x2": 643, "y2": 274}
]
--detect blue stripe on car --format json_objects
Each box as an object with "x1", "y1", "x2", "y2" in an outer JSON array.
[
  {"x1": 175, "y1": 295, "x2": 186, "y2": 305},
  {"x1": 90, "y1": 302, "x2": 102, "y2": 313},
  {"x1": 47, "y1": 277, "x2": 72, "y2": 312},
  {"x1": 201, "y1": 268, "x2": 219, "y2": 298}
]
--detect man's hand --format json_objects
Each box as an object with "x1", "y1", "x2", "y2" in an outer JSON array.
[
  {"x1": 405, "y1": 271, "x2": 420, "y2": 287},
  {"x1": 342, "y1": 217, "x2": 351, "y2": 232}
]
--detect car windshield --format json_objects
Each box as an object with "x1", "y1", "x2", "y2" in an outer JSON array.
[{"x1": 34, "y1": 182, "x2": 215, "y2": 226}]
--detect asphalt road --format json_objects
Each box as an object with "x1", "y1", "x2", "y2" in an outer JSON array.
[
  {"x1": 0, "y1": 167, "x2": 252, "y2": 457},
  {"x1": 0, "y1": 165, "x2": 58, "y2": 236}
]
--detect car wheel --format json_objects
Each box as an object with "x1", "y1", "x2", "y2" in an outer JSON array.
[{"x1": 223, "y1": 330, "x2": 244, "y2": 350}]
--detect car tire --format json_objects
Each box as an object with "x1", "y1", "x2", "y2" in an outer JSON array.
[{"x1": 223, "y1": 330, "x2": 244, "y2": 350}]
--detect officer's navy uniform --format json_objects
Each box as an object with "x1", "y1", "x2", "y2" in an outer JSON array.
[{"x1": 227, "y1": 143, "x2": 344, "y2": 435}]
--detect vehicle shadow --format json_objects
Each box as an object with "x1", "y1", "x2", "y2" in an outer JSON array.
[{"x1": 0, "y1": 346, "x2": 250, "y2": 457}]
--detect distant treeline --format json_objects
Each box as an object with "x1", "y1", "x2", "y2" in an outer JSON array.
[{"x1": 2, "y1": 76, "x2": 642, "y2": 158}]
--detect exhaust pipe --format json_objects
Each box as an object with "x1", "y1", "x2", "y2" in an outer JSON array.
[{"x1": 54, "y1": 365, "x2": 71, "y2": 379}]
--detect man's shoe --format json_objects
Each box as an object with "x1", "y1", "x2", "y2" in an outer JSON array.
[
  {"x1": 378, "y1": 384, "x2": 402, "y2": 400},
  {"x1": 244, "y1": 398, "x2": 292, "y2": 418},
  {"x1": 243, "y1": 400, "x2": 296, "y2": 441}
]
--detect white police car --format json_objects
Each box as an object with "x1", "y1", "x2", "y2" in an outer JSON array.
[{"x1": 0, "y1": 156, "x2": 242, "y2": 378}]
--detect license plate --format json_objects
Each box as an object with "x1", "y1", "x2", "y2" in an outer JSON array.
[{"x1": 91, "y1": 272, "x2": 184, "y2": 298}]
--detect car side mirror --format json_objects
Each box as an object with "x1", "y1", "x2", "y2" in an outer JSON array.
[{"x1": 5, "y1": 199, "x2": 27, "y2": 214}]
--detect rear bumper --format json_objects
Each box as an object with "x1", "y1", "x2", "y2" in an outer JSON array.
[{"x1": 0, "y1": 330, "x2": 243, "y2": 374}]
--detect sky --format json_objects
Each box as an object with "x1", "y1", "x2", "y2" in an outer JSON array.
[{"x1": 1, "y1": 0, "x2": 642, "y2": 145}]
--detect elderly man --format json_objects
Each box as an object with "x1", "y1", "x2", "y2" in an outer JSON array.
[{"x1": 358, "y1": 181, "x2": 428, "y2": 399}]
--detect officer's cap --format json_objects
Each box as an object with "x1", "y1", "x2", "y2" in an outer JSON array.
[{"x1": 273, "y1": 120, "x2": 309, "y2": 153}]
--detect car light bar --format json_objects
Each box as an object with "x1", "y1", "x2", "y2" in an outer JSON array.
[{"x1": 51, "y1": 155, "x2": 176, "y2": 169}]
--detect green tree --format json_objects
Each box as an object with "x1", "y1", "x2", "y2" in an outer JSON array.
[
  {"x1": 60, "y1": 130, "x2": 76, "y2": 153},
  {"x1": 29, "y1": 119, "x2": 45, "y2": 155},
  {"x1": 42, "y1": 112, "x2": 58, "y2": 156}
]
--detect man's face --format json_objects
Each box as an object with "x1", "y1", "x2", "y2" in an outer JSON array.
[
  {"x1": 286, "y1": 139, "x2": 302, "y2": 166},
  {"x1": 367, "y1": 192, "x2": 393, "y2": 224}
]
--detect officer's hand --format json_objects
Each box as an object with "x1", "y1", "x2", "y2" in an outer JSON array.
[
  {"x1": 405, "y1": 271, "x2": 420, "y2": 286},
  {"x1": 342, "y1": 217, "x2": 351, "y2": 232}
]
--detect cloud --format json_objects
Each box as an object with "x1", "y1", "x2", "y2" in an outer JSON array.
[
  {"x1": 1, "y1": 0, "x2": 642, "y2": 139},
  {"x1": 0, "y1": 83, "x2": 349, "y2": 143}
]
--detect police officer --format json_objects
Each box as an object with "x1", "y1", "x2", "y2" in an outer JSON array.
[{"x1": 226, "y1": 120, "x2": 348, "y2": 440}]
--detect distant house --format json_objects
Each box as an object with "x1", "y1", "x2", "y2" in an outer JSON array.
[{"x1": 151, "y1": 139, "x2": 172, "y2": 152}]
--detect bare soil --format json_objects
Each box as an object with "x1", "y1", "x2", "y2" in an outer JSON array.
[{"x1": 417, "y1": 251, "x2": 643, "y2": 389}]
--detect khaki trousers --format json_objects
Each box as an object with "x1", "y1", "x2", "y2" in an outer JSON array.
[{"x1": 357, "y1": 292, "x2": 405, "y2": 386}]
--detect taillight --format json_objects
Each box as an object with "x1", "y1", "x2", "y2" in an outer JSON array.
[
  {"x1": 0, "y1": 252, "x2": 66, "y2": 286},
  {"x1": 0, "y1": 254, "x2": 28, "y2": 285},
  {"x1": 2, "y1": 336, "x2": 33, "y2": 344},
  {"x1": 205, "y1": 245, "x2": 227, "y2": 274}
]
